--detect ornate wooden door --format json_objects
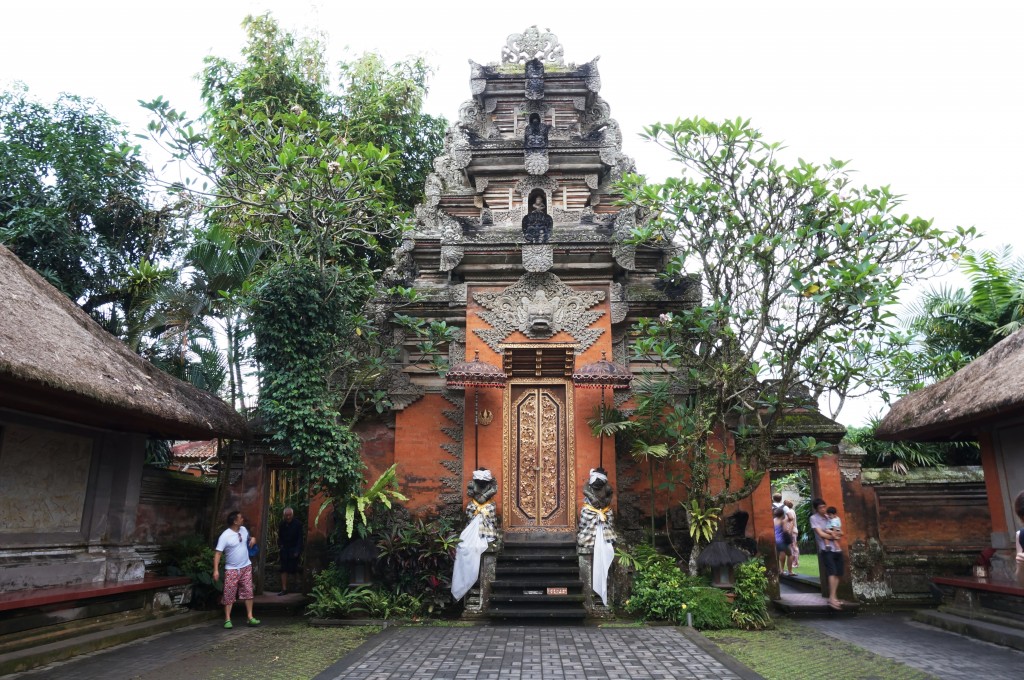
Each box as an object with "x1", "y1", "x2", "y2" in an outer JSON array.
[{"x1": 504, "y1": 383, "x2": 574, "y2": 531}]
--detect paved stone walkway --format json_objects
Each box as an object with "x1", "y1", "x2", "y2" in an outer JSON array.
[
  {"x1": 314, "y1": 626, "x2": 756, "y2": 680},
  {"x1": 813, "y1": 611, "x2": 1024, "y2": 680}
]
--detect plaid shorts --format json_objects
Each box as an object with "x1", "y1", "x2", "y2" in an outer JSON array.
[{"x1": 221, "y1": 564, "x2": 254, "y2": 604}]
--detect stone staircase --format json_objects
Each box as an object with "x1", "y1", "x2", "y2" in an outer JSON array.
[{"x1": 488, "y1": 537, "x2": 587, "y2": 622}]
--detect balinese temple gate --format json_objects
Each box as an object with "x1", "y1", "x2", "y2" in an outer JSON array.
[{"x1": 375, "y1": 27, "x2": 697, "y2": 619}]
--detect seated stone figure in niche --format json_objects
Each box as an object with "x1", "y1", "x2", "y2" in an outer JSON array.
[
  {"x1": 578, "y1": 468, "x2": 616, "y2": 606},
  {"x1": 451, "y1": 469, "x2": 499, "y2": 600},
  {"x1": 521, "y1": 190, "x2": 553, "y2": 244},
  {"x1": 523, "y1": 112, "x2": 549, "y2": 150}
]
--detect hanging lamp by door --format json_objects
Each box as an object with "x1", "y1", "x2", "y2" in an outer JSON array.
[
  {"x1": 446, "y1": 350, "x2": 507, "y2": 469},
  {"x1": 572, "y1": 351, "x2": 632, "y2": 467}
]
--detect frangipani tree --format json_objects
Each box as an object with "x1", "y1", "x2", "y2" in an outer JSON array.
[{"x1": 619, "y1": 117, "x2": 973, "y2": 560}]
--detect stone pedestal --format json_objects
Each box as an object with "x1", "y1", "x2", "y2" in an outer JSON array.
[
  {"x1": 462, "y1": 552, "x2": 497, "y2": 616},
  {"x1": 578, "y1": 552, "x2": 614, "y2": 617}
]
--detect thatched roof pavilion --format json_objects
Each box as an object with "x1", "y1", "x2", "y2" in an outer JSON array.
[
  {"x1": 875, "y1": 327, "x2": 1024, "y2": 441},
  {"x1": 0, "y1": 245, "x2": 247, "y2": 440}
]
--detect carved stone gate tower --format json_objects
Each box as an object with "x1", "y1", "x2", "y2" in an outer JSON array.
[{"x1": 379, "y1": 27, "x2": 696, "y2": 615}]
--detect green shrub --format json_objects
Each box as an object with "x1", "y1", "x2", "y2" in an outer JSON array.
[
  {"x1": 306, "y1": 562, "x2": 423, "y2": 620},
  {"x1": 731, "y1": 558, "x2": 772, "y2": 630},
  {"x1": 159, "y1": 535, "x2": 224, "y2": 609},
  {"x1": 623, "y1": 544, "x2": 708, "y2": 626},
  {"x1": 683, "y1": 586, "x2": 733, "y2": 630}
]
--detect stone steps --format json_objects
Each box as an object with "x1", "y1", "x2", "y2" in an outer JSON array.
[{"x1": 488, "y1": 538, "x2": 587, "y2": 623}]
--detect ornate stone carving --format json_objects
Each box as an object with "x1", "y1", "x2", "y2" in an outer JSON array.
[
  {"x1": 447, "y1": 127, "x2": 473, "y2": 169},
  {"x1": 523, "y1": 112, "x2": 550, "y2": 177},
  {"x1": 385, "y1": 370, "x2": 425, "y2": 411},
  {"x1": 381, "y1": 238, "x2": 417, "y2": 289},
  {"x1": 469, "y1": 60, "x2": 487, "y2": 96},
  {"x1": 515, "y1": 175, "x2": 558, "y2": 199},
  {"x1": 459, "y1": 100, "x2": 498, "y2": 139},
  {"x1": 584, "y1": 174, "x2": 599, "y2": 190},
  {"x1": 449, "y1": 282, "x2": 468, "y2": 304},
  {"x1": 581, "y1": 58, "x2": 602, "y2": 94},
  {"x1": 581, "y1": 100, "x2": 612, "y2": 137},
  {"x1": 475, "y1": 177, "x2": 490, "y2": 193},
  {"x1": 424, "y1": 174, "x2": 444, "y2": 208},
  {"x1": 610, "y1": 282, "x2": 628, "y2": 324},
  {"x1": 612, "y1": 207, "x2": 637, "y2": 271},
  {"x1": 501, "y1": 26, "x2": 564, "y2": 66},
  {"x1": 524, "y1": 150, "x2": 549, "y2": 175},
  {"x1": 550, "y1": 207, "x2": 582, "y2": 224},
  {"x1": 525, "y1": 58, "x2": 544, "y2": 100},
  {"x1": 522, "y1": 244, "x2": 553, "y2": 272},
  {"x1": 473, "y1": 273, "x2": 605, "y2": 354},
  {"x1": 440, "y1": 245, "x2": 464, "y2": 271}
]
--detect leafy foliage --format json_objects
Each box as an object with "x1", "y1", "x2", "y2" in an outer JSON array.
[
  {"x1": 619, "y1": 117, "x2": 972, "y2": 541},
  {"x1": 250, "y1": 261, "x2": 365, "y2": 497},
  {"x1": 373, "y1": 510, "x2": 460, "y2": 616},
  {"x1": 316, "y1": 464, "x2": 409, "y2": 539},
  {"x1": 731, "y1": 559, "x2": 772, "y2": 630},
  {"x1": 0, "y1": 87, "x2": 183, "y2": 326},
  {"x1": 160, "y1": 534, "x2": 223, "y2": 608},
  {"x1": 845, "y1": 421, "x2": 977, "y2": 472},
  {"x1": 306, "y1": 565, "x2": 421, "y2": 620}
]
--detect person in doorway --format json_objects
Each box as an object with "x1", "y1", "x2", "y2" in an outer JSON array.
[
  {"x1": 810, "y1": 498, "x2": 844, "y2": 610},
  {"x1": 773, "y1": 507, "x2": 793, "y2": 575},
  {"x1": 784, "y1": 499, "x2": 800, "y2": 572},
  {"x1": 213, "y1": 510, "x2": 260, "y2": 628},
  {"x1": 277, "y1": 506, "x2": 304, "y2": 595}
]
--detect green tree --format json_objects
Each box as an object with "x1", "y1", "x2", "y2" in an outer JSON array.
[
  {"x1": 619, "y1": 118, "x2": 972, "y2": 555},
  {"x1": 143, "y1": 14, "x2": 446, "y2": 498},
  {"x1": 0, "y1": 87, "x2": 183, "y2": 327},
  {"x1": 901, "y1": 246, "x2": 1024, "y2": 386}
]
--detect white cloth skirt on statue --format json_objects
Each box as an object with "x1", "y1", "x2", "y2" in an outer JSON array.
[
  {"x1": 451, "y1": 514, "x2": 489, "y2": 600},
  {"x1": 592, "y1": 522, "x2": 614, "y2": 606}
]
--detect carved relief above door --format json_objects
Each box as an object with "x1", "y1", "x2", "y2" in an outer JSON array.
[{"x1": 503, "y1": 381, "x2": 576, "y2": 532}]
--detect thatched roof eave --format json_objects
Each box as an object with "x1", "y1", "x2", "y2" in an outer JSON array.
[
  {"x1": 0, "y1": 246, "x2": 247, "y2": 440},
  {"x1": 876, "y1": 327, "x2": 1024, "y2": 442}
]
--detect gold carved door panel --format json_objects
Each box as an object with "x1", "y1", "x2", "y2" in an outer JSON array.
[{"x1": 505, "y1": 384, "x2": 573, "y2": 530}]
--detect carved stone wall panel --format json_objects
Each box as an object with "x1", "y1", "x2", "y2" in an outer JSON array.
[
  {"x1": 550, "y1": 207, "x2": 582, "y2": 224},
  {"x1": 522, "y1": 244, "x2": 553, "y2": 272},
  {"x1": 473, "y1": 273, "x2": 606, "y2": 354}
]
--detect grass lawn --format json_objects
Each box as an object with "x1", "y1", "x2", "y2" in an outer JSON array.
[
  {"x1": 704, "y1": 618, "x2": 937, "y2": 680},
  {"x1": 792, "y1": 551, "x2": 819, "y2": 579}
]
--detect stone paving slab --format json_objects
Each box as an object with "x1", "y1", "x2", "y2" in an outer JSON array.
[
  {"x1": 314, "y1": 626, "x2": 762, "y2": 680},
  {"x1": 813, "y1": 611, "x2": 1024, "y2": 680}
]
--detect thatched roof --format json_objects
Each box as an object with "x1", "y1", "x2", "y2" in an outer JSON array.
[
  {"x1": 0, "y1": 245, "x2": 247, "y2": 440},
  {"x1": 875, "y1": 327, "x2": 1024, "y2": 442}
]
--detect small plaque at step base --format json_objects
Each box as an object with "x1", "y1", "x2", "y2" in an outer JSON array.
[{"x1": 546, "y1": 587, "x2": 568, "y2": 596}]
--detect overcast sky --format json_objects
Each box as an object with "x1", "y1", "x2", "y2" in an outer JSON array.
[{"x1": 3, "y1": 1, "x2": 1021, "y2": 424}]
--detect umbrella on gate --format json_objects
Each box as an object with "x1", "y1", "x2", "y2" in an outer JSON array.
[
  {"x1": 572, "y1": 351, "x2": 632, "y2": 467},
  {"x1": 446, "y1": 350, "x2": 507, "y2": 469}
]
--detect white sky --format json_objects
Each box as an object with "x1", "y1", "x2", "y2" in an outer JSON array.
[{"x1": 3, "y1": 0, "x2": 1022, "y2": 424}]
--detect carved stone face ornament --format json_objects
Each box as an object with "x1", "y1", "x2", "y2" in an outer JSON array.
[{"x1": 522, "y1": 290, "x2": 560, "y2": 334}]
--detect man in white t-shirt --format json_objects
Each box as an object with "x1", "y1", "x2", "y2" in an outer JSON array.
[{"x1": 213, "y1": 510, "x2": 260, "y2": 629}]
